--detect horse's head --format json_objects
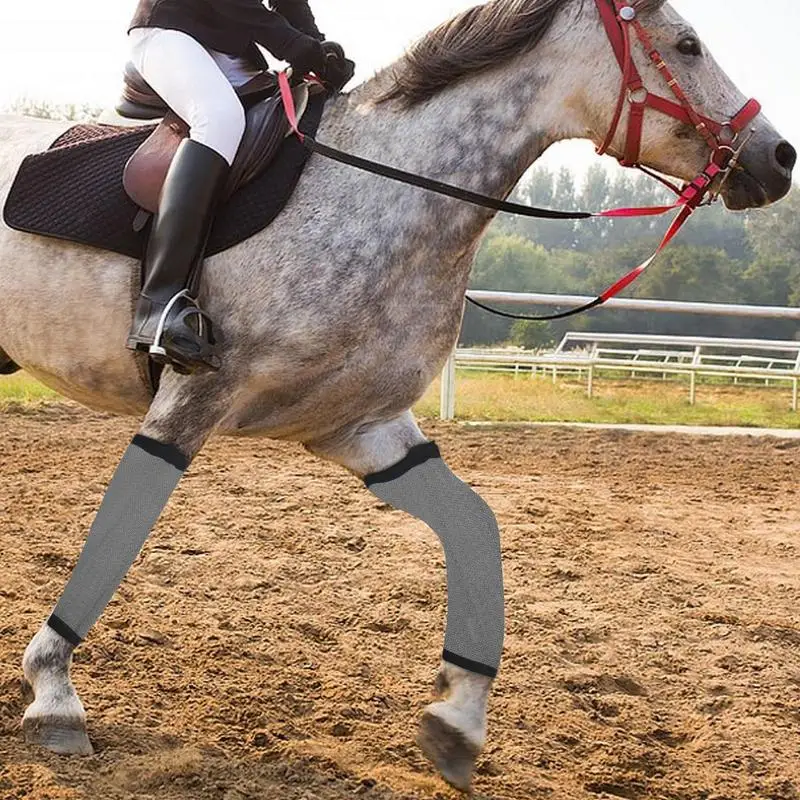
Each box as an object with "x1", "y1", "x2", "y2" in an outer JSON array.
[{"x1": 567, "y1": 0, "x2": 795, "y2": 209}]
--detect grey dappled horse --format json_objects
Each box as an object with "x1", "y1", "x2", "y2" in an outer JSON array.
[{"x1": 0, "y1": 0, "x2": 794, "y2": 791}]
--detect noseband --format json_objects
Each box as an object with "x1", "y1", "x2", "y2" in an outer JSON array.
[{"x1": 595, "y1": 0, "x2": 761, "y2": 208}]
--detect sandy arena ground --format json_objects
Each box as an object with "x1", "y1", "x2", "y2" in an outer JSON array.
[{"x1": 1, "y1": 402, "x2": 799, "y2": 800}]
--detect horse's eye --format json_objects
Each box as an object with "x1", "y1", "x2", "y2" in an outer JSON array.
[{"x1": 676, "y1": 37, "x2": 702, "y2": 57}]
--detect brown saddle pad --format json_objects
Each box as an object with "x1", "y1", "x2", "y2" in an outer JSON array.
[{"x1": 2, "y1": 92, "x2": 327, "y2": 259}]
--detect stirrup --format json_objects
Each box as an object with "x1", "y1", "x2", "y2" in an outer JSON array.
[{"x1": 149, "y1": 290, "x2": 221, "y2": 373}]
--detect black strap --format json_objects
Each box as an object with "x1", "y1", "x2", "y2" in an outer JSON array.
[
  {"x1": 132, "y1": 434, "x2": 191, "y2": 471},
  {"x1": 364, "y1": 441, "x2": 441, "y2": 487},
  {"x1": 304, "y1": 137, "x2": 593, "y2": 220},
  {"x1": 299, "y1": 136, "x2": 606, "y2": 320},
  {"x1": 465, "y1": 294, "x2": 605, "y2": 321}
]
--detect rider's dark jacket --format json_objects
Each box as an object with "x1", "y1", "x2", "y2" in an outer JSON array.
[{"x1": 129, "y1": 0, "x2": 324, "y2": 69}]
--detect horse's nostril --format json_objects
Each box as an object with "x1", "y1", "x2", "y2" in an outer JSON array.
[{"x1": 775, "y1": 141, "x2": 797, "y2": 172}]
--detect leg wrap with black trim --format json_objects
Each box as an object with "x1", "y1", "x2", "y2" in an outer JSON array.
[
  {"x1": 365, "y1": 442, "x2": 504, "y2": 678},
  {"x1": 47, "y1": 435, "x2": 189, "y2": 646}
]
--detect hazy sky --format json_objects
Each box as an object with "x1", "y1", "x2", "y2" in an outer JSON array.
[{"x1": 0, "y1": 1, "x2": 797, "y2": 175}]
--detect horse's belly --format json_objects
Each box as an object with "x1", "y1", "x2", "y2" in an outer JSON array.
[
  {"x1": 22, "y1": 363, "x2": 150, "y2": 416},
  {"x1": 218, "y1": 347, "x2": 441, "y2": 444},
  {"x1": 0, "y1": 231, "x2": 151, "y2": 415}
]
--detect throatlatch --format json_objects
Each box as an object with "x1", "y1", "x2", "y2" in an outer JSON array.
[
  {"x1": 364, "y1": 442, "x2": 504, "y2": 677},
  {"x1": 47, "y1": 435, "x2": 189, "y2": 646}
]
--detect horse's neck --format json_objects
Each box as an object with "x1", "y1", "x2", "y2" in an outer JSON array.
[
  {"x1": 321, "y1": 59, "x2": 568, "y2": 281},
  {"x1": 356, "y1": 71, "x2": 551, "y2": 187}
]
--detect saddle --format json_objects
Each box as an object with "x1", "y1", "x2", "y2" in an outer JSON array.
[{"x1": 118, "y1": 62, "x2": 311, "y2": 216}]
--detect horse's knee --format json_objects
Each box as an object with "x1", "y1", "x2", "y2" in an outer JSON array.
[
  {"x1": 365, "y1": 441, "x2": 499, "y2": 551},
  {"x1": 139, "y1": 379, "x2": 227, "y2": 458}
]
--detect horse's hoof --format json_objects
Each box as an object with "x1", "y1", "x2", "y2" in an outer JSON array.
[
  {"x1": 23, "y1": 714, "x2": 94, "y2": 755},
  {"x1": 417, "y1": 706, "x2": 480, "y2": 793}
]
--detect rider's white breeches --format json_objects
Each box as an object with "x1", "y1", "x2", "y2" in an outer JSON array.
[{"x1": 128, "y1": 28, "x2": 253, "y2": 165}]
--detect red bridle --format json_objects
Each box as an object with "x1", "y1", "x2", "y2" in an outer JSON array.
[
  {"x1": 565, "y1": 0, "x2": 764, "y2": 304},
  {"x1": 278, "y1": 3, "x2": 767, "y2": 318},
  {"x1": 595, "y1": 0, "x2": 761, "y2": 202}
]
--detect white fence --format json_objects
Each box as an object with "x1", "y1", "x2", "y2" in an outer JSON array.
[
  {"x1": 439, "y1": 293, "x2": 800, "y2": 419},
  {"x1": 463, "y1": 291, "x2": 800, "y2": 320}
]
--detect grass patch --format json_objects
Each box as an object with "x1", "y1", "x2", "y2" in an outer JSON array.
[
  {"x1": 414, "y1": 370, "x2": 800, "y2": 429},
  {"x1": 0, "y1": 372, "x2": 60, "y2": 407},
  {"x1": 4, "y1": 370, "x2": 799, "y2": 429}
]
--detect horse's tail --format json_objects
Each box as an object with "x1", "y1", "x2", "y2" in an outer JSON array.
[{"x1": 0, "y1": 347, "x2": 20, "y2": 375}]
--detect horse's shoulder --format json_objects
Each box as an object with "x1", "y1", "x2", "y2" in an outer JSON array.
[{"x1": 0, "y1": 115, "x2": 73, "y2": 176}]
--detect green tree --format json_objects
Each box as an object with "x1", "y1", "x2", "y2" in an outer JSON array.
[
  {"x1": 502, "y1": 165, "x2": 579, "y2": 251},
  {"x1": 465, "y1": 172, "x2": 799, "y2": 347},
  {"x1": 510, "y1": 320, "x2": 553, "y2": 349},
  {"x1": 463, "y1": 233, "x2": 583, "y2": 344},
  {"x1": 743, "y1": 191, "x2": 800, "y2": 305}
]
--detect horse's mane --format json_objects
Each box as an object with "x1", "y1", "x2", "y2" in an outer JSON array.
[{"x1": 377, "y1": 0, "x2": 664, "y2": 107}]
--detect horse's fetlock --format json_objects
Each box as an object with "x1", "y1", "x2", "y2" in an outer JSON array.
[
  {"x1": 23, "y1": 686, "x2": 86, "y2": 731},
  {"x1": 23, "y1": 652, "x2": 68, "y2": 684},
  {"x1": 433, "y1": 667, "x2": 451, "y2": 698},
  {"x1": 428, "y1": 699, "x2": 486, "y2": 751},
  {"x1": 23, "y1": 624, "x2": 75, "y2": 676}
]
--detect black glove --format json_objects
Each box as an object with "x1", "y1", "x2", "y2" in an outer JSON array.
[
  {"x1": 319, "y1": 41, "x2": 356, "y2": 92},
  {"x1": 286, "y1": 35, "x2": 326, "y2": 77}
]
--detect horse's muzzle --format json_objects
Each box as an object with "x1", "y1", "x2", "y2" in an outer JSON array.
[{"x1": 722, "y1": 137, "x2": 795, "y2": 210}]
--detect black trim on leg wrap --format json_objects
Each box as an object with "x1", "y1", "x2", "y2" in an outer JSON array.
[
  {"x1": 364, "y1": 442, "x2": 504, "y2": 676},
  {"x1": 131, "y1": 434, "x2": 190, "y2": 471},
  {"x1": 46, "y1": 614, "x2": 82, "y2": 647},
  {"x1": 364, "y1": 442, "x2": 441, "y2": 486},
  {"x1": 442, "y1": 649, "x2": 498, "y2": 679}
]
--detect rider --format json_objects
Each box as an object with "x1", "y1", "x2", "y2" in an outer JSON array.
[{"x1": 125, "y1": 0, "x2": 354, "y2": 374}]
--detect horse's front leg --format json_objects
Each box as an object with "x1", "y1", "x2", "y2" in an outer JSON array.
[
  {"x1": 21, "y1": 380, "x2": 226, "y2": 754},
  {"x1": 309, "y1": 412, "x2": 504, "y2": 792}
]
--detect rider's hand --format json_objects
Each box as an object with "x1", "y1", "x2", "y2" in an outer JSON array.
[
  {"x1": 286, "y1": 35, "x2": 326, "y2": 78},
  {"x1": 319, "y1": 41, "x2": 356, "y2": 92}
]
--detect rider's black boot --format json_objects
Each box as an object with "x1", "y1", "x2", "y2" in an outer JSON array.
[{"x1": 126, "y1": 138, "x2": 229, "y2": 374}]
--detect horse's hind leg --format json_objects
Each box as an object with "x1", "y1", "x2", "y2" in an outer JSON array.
[
  {"x1": 22, "y1": 380, "x2": 226, "y2": 754},
  {"x1": 309, "y1": 412, "x2": 504, "y2": 792}
]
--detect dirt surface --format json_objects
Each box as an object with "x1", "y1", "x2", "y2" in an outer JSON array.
[{"x1": 1, "y1": 403, "x2": 799, "y2": 800}]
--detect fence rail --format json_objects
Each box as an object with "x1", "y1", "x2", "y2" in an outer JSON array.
[
  {"x1": 440, "y1": 294, "x2": 800, "y2": 419},
  {"x1": 466, "y1": 291, "x2": 800, "y2": 320}
]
